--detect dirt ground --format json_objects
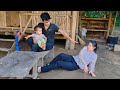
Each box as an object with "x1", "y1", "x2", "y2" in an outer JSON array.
[{"x1": 0, "y1": 39, "x2": 120, "y2": 79}]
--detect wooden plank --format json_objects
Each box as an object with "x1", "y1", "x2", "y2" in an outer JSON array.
[
  {"x1": 76, "y1": 35, "x2": 86, "y2": 45},
  {"x1": 0, "y1": 26, "x2": 20, "y2": 29},
  {"x1": 0, "y1": 11, "x2": 6, "y2": 27},
  {"x1": 81, "y1": 18, "x2": 109, "y2": 21},
  {"x1": 6, "y1": 11, "x2": 20, "y2": 27},
  {"x1": 86, "y1": 38, "x2": 106, "y2": 42},
  {"x1": 0, "y1": 48, "x2": 10, "y2": 52},
  {"x1": 0, "y1": 51, "x2": 50, "y2": 78},
  {"x1": 0, "y1": 39, "x2": 14, "y2": 42},
  {"x1": 20, "y1": 12, "x2": 72, "y2": 17},
  {"x1": 23, "y1": 16, "x2": 32, "y2": 33},
  {"x1": 0, "y1": 26, "x2": 32, "y2": 30},
  {"x1": 87, "y1": 29, "x2": 107, "y2": 32}
]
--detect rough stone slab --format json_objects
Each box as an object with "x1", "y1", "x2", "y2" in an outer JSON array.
[{"x1": 114, "y1": 44, "x2": 120, "y2": 52}]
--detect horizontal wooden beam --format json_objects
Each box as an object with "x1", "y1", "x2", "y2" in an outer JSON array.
[
  {"x1": 81, "y1": 18, "x2": 109, "y2": 21},
  {"x1": 0, "y1": 39, "x2": 15, "y2": 42},
  {"x1": 19, "y1": 13, "x2": 72, "y2": 17},
  {"x1": 0, "y1": 27, "x2": 34, "y2": 32},
  {"x1": 87, "y1": 29, "x2": 108, "y2": 32},
  {"x1": 0, "y1": 48, "x2": 10, "y2": 52},
  {"x1": 86, "y1": 38, "x2": 106, "y2": 42},
  {"x1": 0, "y1": 26, "x2": 20, "y2": 29}
]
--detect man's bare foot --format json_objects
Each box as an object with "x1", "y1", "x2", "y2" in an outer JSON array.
[{"x1": 38, "y1": 67, "x2": 41, "y2": 73}]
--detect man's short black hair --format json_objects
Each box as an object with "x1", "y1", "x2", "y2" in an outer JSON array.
[
  {"x1": 34, "y1": 25, "x2": 42, "y2": 31},
  {"x1": 40, "y1": 12, "x2": 51, "y2": 21}
]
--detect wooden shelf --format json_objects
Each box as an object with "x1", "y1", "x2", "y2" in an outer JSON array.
[
  {"x1": 86, "y1": 38, "x2": 106, "y2": 42},
  {"x1": 87, "y1": 29, "x2": 107, "y2": 32},
  {"x1": 81, "y1": 18, "x2": 109, "y2": 21}
]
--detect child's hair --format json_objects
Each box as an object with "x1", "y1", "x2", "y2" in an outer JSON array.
[
  {"x1": 34, "y1": 25, "x2": 42, "y2": 31},
  {"x1": 89, "y1": 40, "x2": 97, "y2": 53}
]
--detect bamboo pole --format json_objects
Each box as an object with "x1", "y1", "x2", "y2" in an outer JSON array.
[
  {"x1": 106, "y1": 11, "x2": 112, "y2": 39},
  {"x1": 23, "y1": 16, "x2": 32, "y2": 33},
  {"x1": 111, "y1": 11, "x2": 118, "y2": 35}
]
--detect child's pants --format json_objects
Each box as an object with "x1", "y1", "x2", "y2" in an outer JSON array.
[
  {"x1": 37, "y1": 39, "x2": 46, "y2": 47},
  {"x1": 26, "y1": 37, "x2": 53, "y2": 52}
]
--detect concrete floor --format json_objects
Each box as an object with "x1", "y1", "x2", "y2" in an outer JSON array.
[
  {"x1": 0, "y1": 39, "x2": 120, "y2": 79},
  {"x1": 37, "y1": 40, "x2": 120, "y2": 79}
]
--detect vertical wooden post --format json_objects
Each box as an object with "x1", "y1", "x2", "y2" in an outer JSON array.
[
  {"x1": 75, "y1": 11, "x2": 80, "y2": 42},
  {"x1": 70, "y1": 11, "x2": 78, "y2": 50},
  {"x1": 4, "y1": 11, "x2": 6, "y2": 27},
  {"x1": 65, "y1": 11, "x2": 71, "y2": 49},
  {"x1": 19, "y1": 13, "x2": 22, "y2": 32},
  {"x1": 106, "y1": 11, "x2": 112, "y2": 39},
  {"x1": 65, "y1": 15, "x2": 69, "y2": 49},
  {"x1": 79, "y1": 11, "x2": 82, "y2": 37}
]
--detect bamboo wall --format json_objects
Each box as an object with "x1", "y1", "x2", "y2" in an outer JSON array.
[
  {"x1": 0, "y1": 11, "x2": 78, "y2": 50},
  {"x1": 0, "y1": 11, "x2": 6, "y2": 26},
  {"x1": 31, "y1": 11, "x2": 72, "y2": 33},
  {"x1": 0, "y1": 11, "x2": 72, "y2": 33}
]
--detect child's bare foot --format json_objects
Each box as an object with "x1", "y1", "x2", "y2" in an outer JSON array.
[
  {"x1": 41, "y1": 45, "x2": 46, "y2": 50},
  {"x1": 43, "y1": 46, "x2": 46, "y2": 50},
  {"x1": 38, "y1": 67, "x2": 41, "y2": 73},
  {"x1": 43, "y1": 48, "x2": 46, "y2": 50}
]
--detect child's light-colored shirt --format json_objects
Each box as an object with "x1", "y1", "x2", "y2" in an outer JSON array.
[
  {"x1": 30, "y1": 34, "x2": 46, "y2": 44},
  {"x1": 73, "y1": 46, "x2": 97, "y2": 72},
  {"x1": 82, "y1": 28, "x2": 87, "y2": 37}
]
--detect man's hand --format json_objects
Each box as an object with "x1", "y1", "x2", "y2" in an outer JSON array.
[
  {"x1": 59, "y1": 29, "x2": 78, "y2": 45},
  {"x1": 84, "y1": 65, "x2": 88, "y2": 73},
  {"x1": 89, "y1": 70, "x2": 96, "y2": 77},
  {"x1": 70, "y1": 39, "x2": 78, "y2": 45},
  {"x1": 25, "y1": 37, "x2": 28, "y2": 39}
]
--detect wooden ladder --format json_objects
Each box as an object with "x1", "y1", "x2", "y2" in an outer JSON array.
[{"x1": 0, "y1": 38, "x2": 15, "y2": 55}]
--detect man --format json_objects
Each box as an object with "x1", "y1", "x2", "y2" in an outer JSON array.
[{"x1": 26, "y1": 12, "x2": 78, "y2": 52}]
